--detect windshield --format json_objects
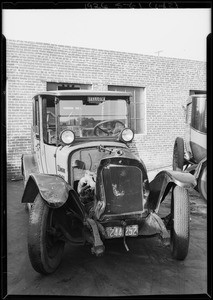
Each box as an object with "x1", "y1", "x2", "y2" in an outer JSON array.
[
  {"x1": 43, "y1": 96, "x2": 129, "y2": 144},
  {"x1": 58, "y1": 98, "x2": 128, "y2": 139}
]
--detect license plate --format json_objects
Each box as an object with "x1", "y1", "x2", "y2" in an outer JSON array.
[
  {"x1": 125, "y1": 225, "x2": 138, "y2": 236},
  {"x1": 106, "y1": 225, "x2": 138, "y2": 238},
  {"x1": 106, "y1": 226, "x2": 124, "y2": 238}
]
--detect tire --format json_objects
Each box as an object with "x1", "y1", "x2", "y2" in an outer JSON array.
[
  {"x1": 173, "y1": 137, "x2": 184, "y2": 171},
  {"x1": 170, "y1": 186, "x2": 189, "y2": 260},
  {"x1": 198, "y1": 163, "x2": 207, "y2": 201},
  {"x1": 28, "y1": 194, "x2": 65, "y2": 274}
]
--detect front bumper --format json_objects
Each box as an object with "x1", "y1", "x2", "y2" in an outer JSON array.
[{"x1": 99, "y1": 212, "x2": 169, "y2": 240}]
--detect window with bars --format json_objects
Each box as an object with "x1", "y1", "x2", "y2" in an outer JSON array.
[
  {"x1": 46, "y1": 82, "x2": 92, "y2": 91},
  {"x1": 108, "y1": 85, "x2": 146, "y2": 134}
]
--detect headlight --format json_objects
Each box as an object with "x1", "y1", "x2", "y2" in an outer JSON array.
[
  {"x1": 120, "y1": 128, "x2": 134, "y2": 142},
  {"x1": 60, "y1": 130, "x2": 75, "y2": 145}
]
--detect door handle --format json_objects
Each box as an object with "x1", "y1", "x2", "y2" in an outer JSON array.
[{"x1": 35, "y1": 144, "x2": 40, "y2": 150}]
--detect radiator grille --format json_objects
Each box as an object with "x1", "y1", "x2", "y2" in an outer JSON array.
[{"x1": 102, "y1": 165, "x2": 143, "y2": 215}]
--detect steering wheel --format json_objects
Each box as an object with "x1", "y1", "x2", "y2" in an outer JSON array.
[{"x1": 93, "y1": 120, "x2": 125, "y2": 136}]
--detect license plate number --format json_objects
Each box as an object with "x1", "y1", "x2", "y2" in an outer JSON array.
[
  {"x1": 125, "y1": 225, "x2": 138, "y2": 236},
  {"x1": 106, "y1": 225, "x2": 138, "y2": 238}
]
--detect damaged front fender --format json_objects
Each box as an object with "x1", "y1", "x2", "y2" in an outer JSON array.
[
  {"x1": 21, "y1": 173, "x2": 72, "y2": 208},
  {"x1": 148, "y1": 170, "x2": 196, "y2": 212}
]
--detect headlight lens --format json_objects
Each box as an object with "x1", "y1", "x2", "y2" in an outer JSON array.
[
  {"x1": 60, "y1": 130, "x2": 75, "y2": 145},
  {"x1": 120, "y1": 128, "x2": 134, "y2": 142}
]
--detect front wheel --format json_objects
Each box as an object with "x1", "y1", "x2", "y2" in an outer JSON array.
[
  {"x1": 28, "y1": 194, "x2": 65, "y2": 274},
  {"x1": 173, "y1": 137, "x2": 184, "y2": 171},
  {"x1": 170, "y1": 186, "x2": 190, "y2": 260}
]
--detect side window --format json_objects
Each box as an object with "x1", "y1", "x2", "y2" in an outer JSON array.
[
  {"x1": 191, "y1": 97, "x2": 207, "y2": 133},
  {"x1": 33, "y1": 97, "x2": 40, "y2": 138},
  {"x1": 42, "y1": 96, "x2": 56, "y2": 144}
]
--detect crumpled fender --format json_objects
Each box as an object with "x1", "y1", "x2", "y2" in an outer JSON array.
[
  {"x1": 154, "y1": 170, "x2": 197, "y2": 188},
  {"x1": 148, "y1": 170, "x2": 196, "y2": 212},
  {"x1": 21, "y1": 173, "x2": 73, "y2": 208},
  {"x1": 194, "y1": 157, "x2": 207, "y2": 179}
]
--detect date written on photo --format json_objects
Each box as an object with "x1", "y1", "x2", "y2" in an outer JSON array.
[
  {"x1": 85, "y1": 2, "x2": 178, "y2": 8},
  {"x1": 106, "y1": 225, "x2": 138, "y2": 238}
]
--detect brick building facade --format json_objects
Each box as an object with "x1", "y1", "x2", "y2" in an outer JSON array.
[{"x1": 6, "y1": 39, "x2": 206, "y2": 178}]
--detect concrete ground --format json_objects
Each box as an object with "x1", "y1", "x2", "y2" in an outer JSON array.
[{"x1": 5, "y1": 171, "x2": 207, "y2": 297}]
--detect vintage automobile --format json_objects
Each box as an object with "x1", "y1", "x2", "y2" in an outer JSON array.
[
  {"x1": 173, "y1": 94, "x2": 207, "y2": 200},
  {"x1": 21, "y1": 90, "x2": 196, "y2": 274}
]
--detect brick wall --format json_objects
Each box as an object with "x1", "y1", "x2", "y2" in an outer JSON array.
[{"x1": 6, "y1": 39, "x2": 206, "y2": 178}]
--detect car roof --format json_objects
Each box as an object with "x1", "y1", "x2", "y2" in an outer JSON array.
[{"x1": 34, "y1": 89, "x2": 132, "y2": 98}]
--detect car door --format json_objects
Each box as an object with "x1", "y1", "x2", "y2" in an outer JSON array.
[
  {"x1": 41, "y1": 95, "x2": 57, "y2": 174},
  {"x1": 190, "y1": 95, "x2": 207, "y2": 162},
  {"x1": 33, "y1": 96, "x2": 50, "y2": 173},
  {"x1": 32, "y1": 96, "x2": 45, "y2": 173}
]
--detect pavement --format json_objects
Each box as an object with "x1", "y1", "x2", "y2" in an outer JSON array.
[{"x1": 4, "y1": 170, "x2": 208, "y2": 297}]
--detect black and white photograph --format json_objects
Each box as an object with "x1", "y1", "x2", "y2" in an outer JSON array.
[{"x1": 2, "y1": 3, "x2": 211, "y2": 298}]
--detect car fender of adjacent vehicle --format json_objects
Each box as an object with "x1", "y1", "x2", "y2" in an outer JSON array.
[
  {"x1": 21, "y1": 173, "x2": 84, "y2": 215},
  {"x1": 194, "y1": 157, "x2": 207, "y2": 179},
  {"x1": 148, "y1": 170, "x2": 196, "y2": 212}
]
